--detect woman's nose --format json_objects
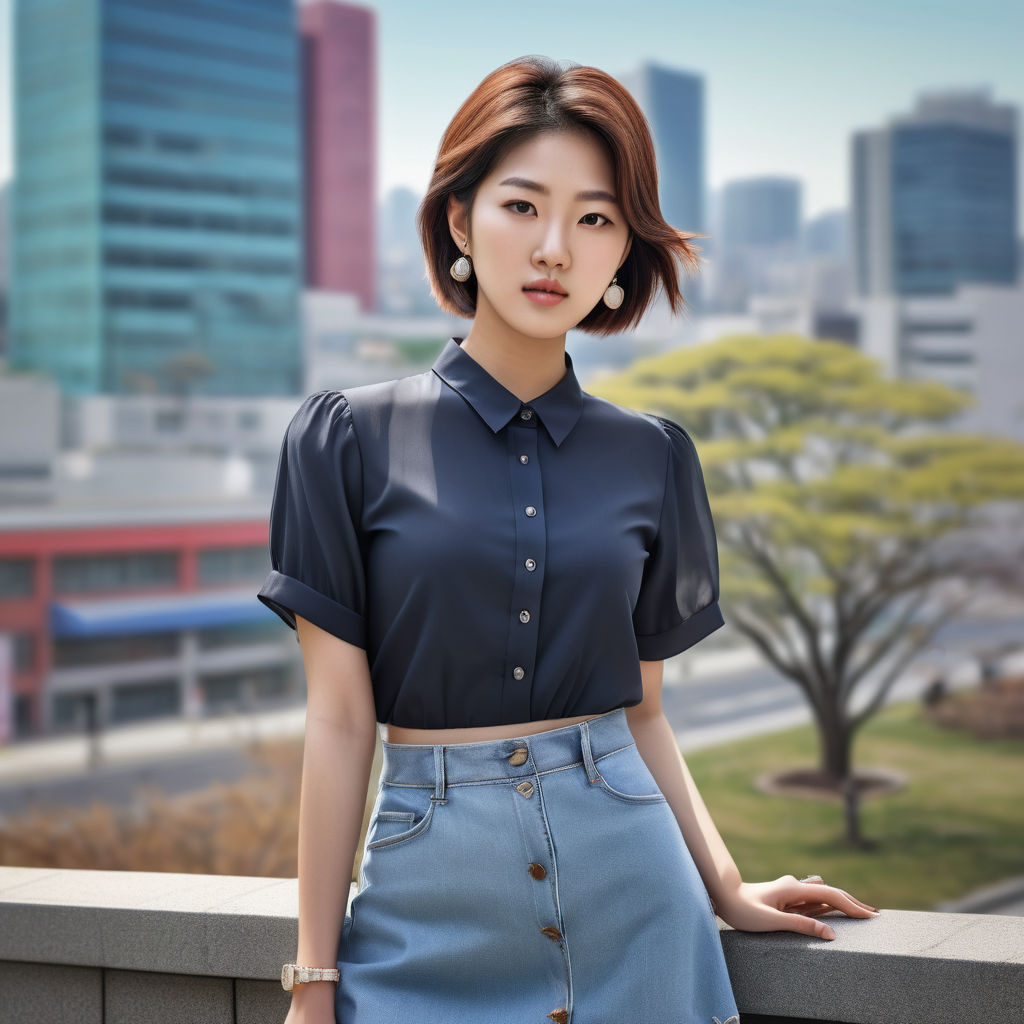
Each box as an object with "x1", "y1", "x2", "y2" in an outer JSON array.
[{"x1": 535, "y1": 226, "x2": 571, "y2": 270}]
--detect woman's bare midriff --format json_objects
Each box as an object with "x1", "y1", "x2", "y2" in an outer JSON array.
[{"x1": 383, "y1": 712, "x2": 606, "y2": 746}]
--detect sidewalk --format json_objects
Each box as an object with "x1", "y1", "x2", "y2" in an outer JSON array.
[
  {"x1": 934, "y1": 875, "x2": 1024, "y2": 917},
  {"x1": 0, "y1": 704, "x2": 309, "y2": 786}
]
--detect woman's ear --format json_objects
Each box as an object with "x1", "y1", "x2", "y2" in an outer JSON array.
[{"x1": 447, "y1": 194, "x2": 470, "y2": 251}]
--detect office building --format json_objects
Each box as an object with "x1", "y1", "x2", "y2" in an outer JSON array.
[{"x1": 8, "y1": 0, "x2": 304, "y2": 397}]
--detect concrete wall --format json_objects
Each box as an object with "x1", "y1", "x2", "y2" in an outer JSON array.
[{"x1": 1, "y1": 866, "x2": 1022, "y2": 1023}]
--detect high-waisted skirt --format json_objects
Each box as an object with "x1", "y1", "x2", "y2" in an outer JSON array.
[{"x1": 335, "y1": 707, "x2": 741, "y2": 1024}]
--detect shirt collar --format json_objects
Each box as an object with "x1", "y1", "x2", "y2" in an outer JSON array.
[{"x1": 431, "y1": 336, "x2": 584, "y2": 447}]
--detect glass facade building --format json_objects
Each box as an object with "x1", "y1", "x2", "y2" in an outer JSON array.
[
  {"x1": 719, "y1": 178, "x2": 801, "y2": 249},
  {"x1": 891, "y1": 122, "x2": 1017, "y2": 295},
  {"x1": 852, "y1": 88, "x2": 1018, "y2": 298},
  {"x1": 10, "y1": 0, "x2": 304, "y2": 396},
  {"x1": 616, "y1": 63, "x2": 706, "y2": 237}
]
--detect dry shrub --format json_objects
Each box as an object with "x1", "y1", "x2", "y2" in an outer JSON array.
[
  {"x1": 924, "y1": 675, "x2": 1024, "y2": 740},
  {"x1": 0, "y1": 735, "x2": 378, "y2": 879}
]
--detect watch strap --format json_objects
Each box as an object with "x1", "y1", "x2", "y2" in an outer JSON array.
[{"x1": 281, "y1": 963, "x2": 340, "y2": 991}]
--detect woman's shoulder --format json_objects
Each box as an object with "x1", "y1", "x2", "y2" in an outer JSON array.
[
  {"x1": 290, "y1": 367, "x2": 435, "y2": 424},
  {"x1": 581, "y1": 389, "x2": 686, "y2": 448}
]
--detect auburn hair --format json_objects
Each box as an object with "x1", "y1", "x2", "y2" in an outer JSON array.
[{"x1": 417, "y1": 55, "x2": 704, "y2": 335}]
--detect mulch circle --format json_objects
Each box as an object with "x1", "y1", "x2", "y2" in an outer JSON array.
[{"x1": 755, "y1": 765, "x2": 906, "y2": 801}]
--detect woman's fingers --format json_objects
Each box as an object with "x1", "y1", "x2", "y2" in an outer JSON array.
[
  {"x1": 793, "y1": 904, "x2": 836, "y2": 918},
  {"x1": 795, "y1": 882, "x2": 879, "y2": 917},
  {"x1": 766, "y1": 905, "x2": 837, "y2": 940}
]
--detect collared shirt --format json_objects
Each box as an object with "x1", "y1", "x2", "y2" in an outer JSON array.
[{"x1": 256, "y1": 336, "x2": 724, "y2": 729}]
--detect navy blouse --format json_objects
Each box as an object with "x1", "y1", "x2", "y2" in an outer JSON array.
[{"x1": 256, "y1": 336, "x2": 724, "y2": 728}]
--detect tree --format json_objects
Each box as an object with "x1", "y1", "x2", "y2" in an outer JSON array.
[{"x1": 591, "y1": 333, "x2": 1024, "y2": 845}]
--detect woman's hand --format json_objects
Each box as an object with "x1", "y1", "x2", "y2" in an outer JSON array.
[
  {"x1": 714, "y1": 874, "x2": 880, "y2": 940},
  {"x1": 283, "y1": 980, "x2": 337, "y2": 1024}
]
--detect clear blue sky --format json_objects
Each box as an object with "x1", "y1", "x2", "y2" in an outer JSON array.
[{"x1": 2, "y1": 0, "x2": 1022, "y2": 220}]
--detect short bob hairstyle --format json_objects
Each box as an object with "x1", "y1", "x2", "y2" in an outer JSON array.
[{"x1": 417, "y1": 55, "x2": 704, "y2": 336}]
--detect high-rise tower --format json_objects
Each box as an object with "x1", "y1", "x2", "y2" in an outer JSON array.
[
  {"x1": 299, "y1": 1, "x2": 377, "y2": 311},
  {"x1": 9, "y1": 0, "x2": 305, "y2": 396},
  {"x1": 852, "y1": 87, "x2": 1018, "y2": 297}
]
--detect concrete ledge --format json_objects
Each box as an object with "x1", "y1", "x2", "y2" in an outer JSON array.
[
  {"x1": 2, "y1": 867, "x2": 1023, "y2": 1024},
  {"x1": 0, "y1": 867, "x2": 300, "y2": 980},
  {"x1": 720, "y1": 908, "x2": 1024, "y2": 1023}
]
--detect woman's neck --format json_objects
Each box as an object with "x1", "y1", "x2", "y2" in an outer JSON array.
[{"x1": 459, "y1": 302, "x2": 568, "y2": 404}]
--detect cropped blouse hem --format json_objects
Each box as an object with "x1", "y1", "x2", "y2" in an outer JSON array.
[
  {"x1": 257, "y1": 569, "x2": 367, "y2": 649},
  {"x1": 634, "y1": 600, "x2": 725, "y2": 661}
]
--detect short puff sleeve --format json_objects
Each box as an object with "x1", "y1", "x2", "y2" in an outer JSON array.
[
  {"x1": 632, "y1": 415, "x2": 724, "y2": 660},
  {"x1": 256, "y1": 390, "x2": 368, "y2": 648}
]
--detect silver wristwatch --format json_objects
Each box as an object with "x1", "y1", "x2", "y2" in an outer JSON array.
[{"x1": 281, "y1": 964, "x2": 341, "y2": 991}]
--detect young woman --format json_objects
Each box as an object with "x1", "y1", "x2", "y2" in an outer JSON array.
[{"x1": 257, "y1": 55, "x2": 879, "y2": 1024}]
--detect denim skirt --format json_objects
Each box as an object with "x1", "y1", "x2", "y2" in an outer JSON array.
[{"x1": 335, "y1": 707, "x2": 740, "y2": 1024}]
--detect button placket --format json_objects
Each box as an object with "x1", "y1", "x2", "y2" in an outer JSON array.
[{"x1": 500, "y1": 410, "x2": 545, "y2": 723}]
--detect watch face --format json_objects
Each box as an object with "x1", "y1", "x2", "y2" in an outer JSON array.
[{"x1": 281, "y1": 964, "x2": 294, "y2": 991}]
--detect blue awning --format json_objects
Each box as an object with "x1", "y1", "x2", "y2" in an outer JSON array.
[{"x1": 50, "y1": 588, "x2": 271, "y2": 637}]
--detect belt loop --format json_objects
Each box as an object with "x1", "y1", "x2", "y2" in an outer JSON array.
[
  {"x1": 433, "y1": 745, "x2": 448, "y2": 802},
  {"x1": 579, "y1": 720, "x2": 600, "y2": 784}
]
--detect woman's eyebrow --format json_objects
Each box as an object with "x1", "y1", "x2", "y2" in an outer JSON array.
[{"x1": 498, "y1": 175, "x2": 618, "y2": 204}]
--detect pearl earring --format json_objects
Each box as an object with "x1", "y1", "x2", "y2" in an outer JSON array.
[
  {"x1": 603, "y1": 275, "x2": 624, "y2": 309},
  {"x1": 449, "y1": 247, "x2": 473, "y2": 282}
]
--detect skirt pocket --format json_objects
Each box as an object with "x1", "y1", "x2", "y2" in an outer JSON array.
[
  {"x1": 365, "y1": 783, "x2": 437, "y2": 851},
  {"x1": 591, "y1": 742, "x2": 668, "y2": 804}
]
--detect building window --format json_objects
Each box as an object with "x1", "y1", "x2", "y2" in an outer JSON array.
[
  {"x1": 13, "y1": 633, "x2": 36, "y2": 672},
  {"x1": 197, "y1": 621, "x2": 280, "y2": 651},
  {"x1": 53, "y1": 633, "x2": 179, "y2": 669},
  {"x1": 111, "y1": 679, "x2": 181, "y2": 724},
  {"x1": 51, "y1": 692, "x2": 101, "y2": 732},
  {"x1": 199, "y1": 665, "x2": 291, "y2": 712},
  {"x1": 0, "y1": 559, "x2": 35, "y2": 599},
  {"x1": 53, "y1": 552, "x2": 178, "y2": 594},
  {"x1": 198, "y1": 546, "x2": 269, "y2": 586}
]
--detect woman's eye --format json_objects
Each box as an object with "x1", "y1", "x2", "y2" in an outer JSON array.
[{"x1": 504, "y1": 202, "x2": 610, "y2": 227}]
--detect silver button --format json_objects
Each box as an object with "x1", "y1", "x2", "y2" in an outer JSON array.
[
  {"x1": 520, "y1": 454, "x2": 529, "y2": 464},
  {"x1": 525, "y1": 558, "x2": 536, "y2": 571},
  {"x1": 525, "y1": 505, "x2": 536, "y2": 517},
  {"x1": 520, "y1": 408, "x2": 533, "y2": 420},
  {"x1": 513, "y1": 666, "x2": 525, "y2": 680},
  {"x1": 519, "y1": 609, "x2": 530, "y2": 623}
]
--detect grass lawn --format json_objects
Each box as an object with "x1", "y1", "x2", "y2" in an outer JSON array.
[{"x1": 685, "y1": 697, "x2": 1024, "y2": 911}]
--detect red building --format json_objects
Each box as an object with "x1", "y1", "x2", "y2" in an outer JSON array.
[
  {"x1": 300, "y1": 1, "x2": 378, "y2": 311},
  {"x1": 0, "y1": 505, "x2": 300, "y2": 739}
]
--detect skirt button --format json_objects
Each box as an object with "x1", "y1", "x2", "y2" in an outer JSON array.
[
  {"x1": 540, "y1": 925, "x2": 563, "y2": 941},
  {"x1": 515, "y1": 779, "x2": 535, "y2": 798},
  {"x1": 508, "y1": 747, "x2": 529, "y2": 766},
  {"x1": 528, "y1": 862, "x2": 547, "y2": 880}
]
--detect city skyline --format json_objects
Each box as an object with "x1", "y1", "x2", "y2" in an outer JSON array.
[{"x1": 1, "y1": 0, "x2": 1022, "y2": 224}]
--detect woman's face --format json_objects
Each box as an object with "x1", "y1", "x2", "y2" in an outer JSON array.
[{"x1": 448, "y1": 129, "x2": 632, "y2": 340}]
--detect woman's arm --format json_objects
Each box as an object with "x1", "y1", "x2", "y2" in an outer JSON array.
[
  {"x1": 285, "y1": 615, "x2": 379, "y2": 1022},
  {"x1": 626, "y1": 660, "x2": 878, "y2": 940}
]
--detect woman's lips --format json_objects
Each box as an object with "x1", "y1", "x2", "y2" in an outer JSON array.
[{"x1": 523, "y1": 288, "x2": 567, "y2": 306}]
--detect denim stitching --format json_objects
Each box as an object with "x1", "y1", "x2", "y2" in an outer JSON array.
[
  {"x1": 532, "y1": 761, "x2": 574, "y2": 1019},
  {"x1": 377, "y1": 744, "x2": 638, "y2": 788},
  {"x1": 381, "y1": 756, "x2": 621, "y2": 788}
]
